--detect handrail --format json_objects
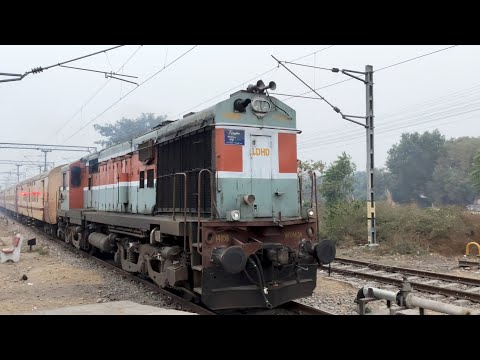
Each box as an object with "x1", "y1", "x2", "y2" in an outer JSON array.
[
  {"x1": 313, "y1": 172, "x2": 319, "y2": 238},
  {"x1": 196, "y1": 169, "x2": 214, "y2": 255},
  {"x1": 172, "y1": 172, "x2": 187, "y2": 252},
  {"x1": 298, "y1": 175, "x2": 302, "y2": 214}
]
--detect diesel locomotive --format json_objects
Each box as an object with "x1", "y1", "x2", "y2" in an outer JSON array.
[{"x1": 0, "y1": 80, "x2": 335, "y2": 310}]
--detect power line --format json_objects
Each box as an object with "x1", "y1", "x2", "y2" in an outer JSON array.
[
  {"x1": 300, "y1": 112, "x2": 480, "y2": 154},
  {"x1": 174, "y1": 45, "x2": 336, "y2": 118},
  {"x1": 56, "y1": 45, "x2": 144, "y2": 134},
  {"x1": 375, "y1": 45, "x2": 458, "y2": 72},
  {"x1": 0, "y1": 45, "x2": 125, "y2": 83},
  {"x1": 62, "y1": 45, "x2": 199, "y2": 143},
  {"x1": 299, "y1": 83, "x2": 480, "y2": 144},
  {"x1": 271, "y1": 55, "x2": 340, "y2": 114},
  {"x1": 299, "y1": 104, "x2": 480, "y2": 151},
  {"x1": 278, "y1": 45, "x2": 460, "y2": 102}
]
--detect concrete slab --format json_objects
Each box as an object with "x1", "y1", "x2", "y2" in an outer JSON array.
[
  {"x1": 22, "y1": 301, "x2": 197, "y2": 315},
  {"x1": 395, "y1": 309, "x2": 423, "y2": 315},
  {"x1": 452, "y1": 299, "x2": 471, "y2": 306}
]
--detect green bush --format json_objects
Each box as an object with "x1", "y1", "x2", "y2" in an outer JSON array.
[
  {"x1": 319, "y1": 200, "x2": 366, "y2": 245},
  {"x1": 376, "y1": 203, "x2": 467, "y2": 242},
  {"x1": 319, "y1": 201, "x2": 469, "y2": 254}
]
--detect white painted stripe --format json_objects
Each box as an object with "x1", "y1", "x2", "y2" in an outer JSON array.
[
  {"x1": 217, "y1": 171, "x2": 297, "y2": 180},
  {"x1": 82, "y1": 180, "x2": 156, "y2": 192}
]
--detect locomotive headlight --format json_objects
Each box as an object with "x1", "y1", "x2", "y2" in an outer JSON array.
[
  {"x1": 307, "y1": 208, "x2": 315, "y2": 218},
  {"x1": 229, "y1": 210, "x2": 241, "y2": 221},
  {"x1": 251, "y1": 98, "x2": 271, "y2": 113}
]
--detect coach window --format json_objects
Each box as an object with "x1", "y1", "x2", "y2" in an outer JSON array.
[
  {"x1": 147, "y1": 169, "x2": 154, "y2": 188},
  {"x1": 139, "y1": 171, "x2": 145, "y2": 189}
]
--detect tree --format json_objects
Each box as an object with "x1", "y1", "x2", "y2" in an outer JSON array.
[
  {"x1": 320, "y1": 152, "x2": 356, "y2": 206},
  {"x1": 429, "y1": 137, "x2": 480, "y2": 205},
  {"x1": 297, "y1": 159, "x2": 326, "y2": 175},
  {"x1": 297, "y1": 159, "x2": 326, "y2": 207},
  {"x1": 471, "y1": 151, "x2": 480, "y2": 193},
  {"x1": 94, "y1": 113, "x2": 168, "y2": 148},
  {"x1": 353, "y1": 168, "x2": 392, "y2": 201},
  {"x1": 386, "y1": 130, "x2": 445, "y2": 204}
]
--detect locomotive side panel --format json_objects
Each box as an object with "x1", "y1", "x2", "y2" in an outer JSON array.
[
  {"x1": 69, "y1": 161, "x2": 88, "y2": 210},
  {"x1": 156, "y1": 127, "x2": 213, "y2": 215},
  {"x1": 86, "y1": 153, "x2": 156, "y2": 214}
]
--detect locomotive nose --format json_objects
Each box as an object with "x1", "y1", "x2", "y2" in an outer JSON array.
[{"x1": 314, "y1": 239, "x2": 336, "y2": 265}]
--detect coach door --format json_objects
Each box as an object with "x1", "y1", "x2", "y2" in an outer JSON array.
[
  {"x1": 41, "y1": 179, "x2": 45, "y2": 221},
  {"x1": 250, "y1": 135, "x2": 273, "y2": 217},
  {"x1": 60, "y1": 171, "x2": 69, "y2": 211}
]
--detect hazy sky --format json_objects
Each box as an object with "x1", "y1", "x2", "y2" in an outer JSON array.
[{"x1": 0, "y1": 45, "x2": 477, "y2": 186}]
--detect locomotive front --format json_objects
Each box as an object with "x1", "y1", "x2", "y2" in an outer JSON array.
[{"x1": 196, "y1": 81, "x2": 335, "y2": 309}]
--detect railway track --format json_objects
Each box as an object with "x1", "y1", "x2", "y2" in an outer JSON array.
[
  {"x1": 321, "y1": 257, "x2": 480, "y2": 303},
  {"x1": 6, "y1": 216, "x2": 333, "y2": 315}
]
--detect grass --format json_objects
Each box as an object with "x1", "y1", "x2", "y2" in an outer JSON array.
[{"x1": 319, "y1": 201, "x2": 474, "y2": 256}]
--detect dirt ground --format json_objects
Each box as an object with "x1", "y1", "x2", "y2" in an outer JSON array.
[
  {"x1": 0, "y1": 218, "x2": 171, "y2": 314},
  {"x1": 0, "y1": 221, "x2": 108, "y2": 313}
]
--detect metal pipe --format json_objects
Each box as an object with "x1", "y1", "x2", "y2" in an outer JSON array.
[
  {"x1": 309, "y1": 171, "x2": 314, "y2": 207},
  {"x1": 172, "y1": 174, "x2": 176, "y2": 221},
  {"x1": 405, "y1": 294, "x2": 480, "y2": 315},
  {"x1": 298, "y1": 175, "x2": 302, "y2": 214},
  {"x1": 362, "y1": 286, "x2": 399, "y2": 303},
  {"x1": 196, "y1": 169, "x2": 213, "y2": 254},
  {"x1": 174, "y1": 172, "x2": 188, "y2": 253}
]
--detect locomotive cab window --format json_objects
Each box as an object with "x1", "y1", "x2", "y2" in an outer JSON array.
[
  {"x1": 139, "y1": 171, "x2": 145, "y2": 188},
  {"x1": 89, "y1": 158, "x2": 99, "y2": 173},
  {"x1": 147, "y1": 169, "x2": 154, "y2": 188},
  {"x1": 71, "y1": 166, "x2": 81, "y2": 187},
  {"x1": 62, "y1": 172, "x2": 67, "y2": 189}
]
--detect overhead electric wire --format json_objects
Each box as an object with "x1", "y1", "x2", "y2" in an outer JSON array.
[
  {"x1": 300, "y1": 112, "x2": 480, "y2": 153},
  {"x1": 272, "y1": 55, "x2": 340, "y2": 114},
  {"x1": 56, "y1": 45, "x2": 144, "y2": 134},
  {"x1": 0, "y1": 45, "x2": 125, "y2": 83},
  {"x1": 299, "y1": 102, "x2": 480, "y2": 149},
  {"x1": 299, "y1": 104, "x2": 480, "y2": 150},
  {"x1": 174, "y1": 45, "x2": 335, "y2": 118},
  {"x1": 301, "y1": 84, "x2": 480, "y2": 143},
  {"x1": 299, "y1": 84, "x2": 480, "y2": 144},
  {"x1": 278, "y1": 45, "x2": 459, "y2": 102},
  {"x1": 62, "y1": 45, "x2": 198, "y2": 143}
]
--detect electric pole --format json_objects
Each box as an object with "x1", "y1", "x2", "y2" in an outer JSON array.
[
  {"x1": 365, "y1": 65, "x2": 376, "y2": 246},
  {"x1": 272, "y1": 56, "x2": 377, "y2": 246},
  {"x1": 41, "y1": 149, "x2": 52, "y2": 172},
  {"x1": 16, "y1": 164, "x2": 20, "y2": 183}
]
